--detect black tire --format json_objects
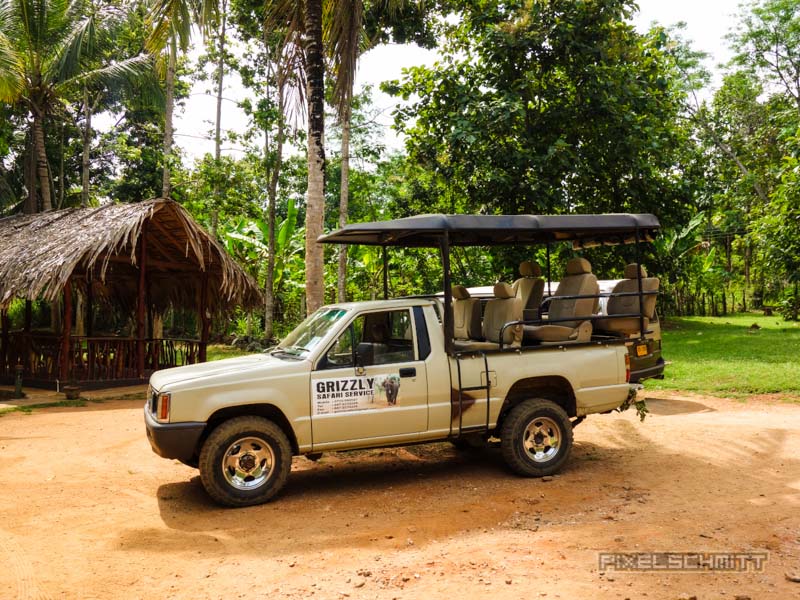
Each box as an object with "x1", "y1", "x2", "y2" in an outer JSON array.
[
  {"x1": 199, "y1": 416, "x2": 292, "y2": 507},
  {"x1": 501, "y1": 398, "x2": 573, "y2": 477}
]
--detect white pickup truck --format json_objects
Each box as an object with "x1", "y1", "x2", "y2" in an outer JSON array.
[{"x1": 145, "y1": 213, "x2": 660, "y2": 507}]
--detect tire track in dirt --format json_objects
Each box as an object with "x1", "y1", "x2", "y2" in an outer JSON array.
[{"x1": 0, "y1": 529, "x2": 54, "y2": 600}]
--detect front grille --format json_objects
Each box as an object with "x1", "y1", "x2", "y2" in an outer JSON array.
[{"x1": 149, "y1": 388, "x2": 158, "y2": 414}]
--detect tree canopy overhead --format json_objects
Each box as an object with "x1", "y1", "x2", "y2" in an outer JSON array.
[{"x1": 385, "y1": 0, "x2": 695, "y2": 224}]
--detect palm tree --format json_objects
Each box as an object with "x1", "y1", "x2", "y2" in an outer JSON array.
[
  {"x1": 303, "y1": 0, "x2": 326, "y2": 314},
  {"x1": 145, "y1": 0, "x2": 215, "y2": 198},
  {"x1": 0, "y1": 0, "x2": 151, "y2": 212}
]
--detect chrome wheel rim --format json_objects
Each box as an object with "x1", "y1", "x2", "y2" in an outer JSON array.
[
  {"x1": 522, "y1": 416, "x2": 561, "y2": 463},
  {"x1": 222, "y1": 436, "x2": 275, "y2": 490}
]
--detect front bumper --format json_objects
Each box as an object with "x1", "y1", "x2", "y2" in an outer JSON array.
[{"x1": 144, "y1": 406, "x2": 206, "y2": 462}]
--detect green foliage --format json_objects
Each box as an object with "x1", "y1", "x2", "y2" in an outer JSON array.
[{"x1": 384, "y1": 0, "x2": 694, "y2": 221}]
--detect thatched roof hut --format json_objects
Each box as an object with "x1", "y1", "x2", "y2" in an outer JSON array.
[
  {"x1": 0, "y1": 198, "x2": 261, "y2": 312},
  {"x1": 0, "y1": 199, "x2": 262, "y2": 388}
]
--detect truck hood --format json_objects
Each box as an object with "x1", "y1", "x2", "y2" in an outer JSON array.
[{"x1": 149, "y1": 353, "x2": 305, "y2": 392}]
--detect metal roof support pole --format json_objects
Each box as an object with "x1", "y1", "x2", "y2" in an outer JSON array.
[
  {"x1": 546, "y1": 242, "x2": 552, "y2": 298},
  {"x1": 440, "y1": 232, "x2": 454, "y2": 355},
  {"x1": 60, "y1": 278, "x2": 72, "y2": 382},
  {"x1": 382, "y1": 246, "x2": 389, "y2": 300},
  {"x1": 136, "y1": 224, "x2": 147, "y2": 379},
  {"x1": 634, "y1": 227, "x2": 645, "y2": 339}
]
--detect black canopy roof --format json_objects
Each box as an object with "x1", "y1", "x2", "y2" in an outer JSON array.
[{"x1": 318, "y1": 213, "x2": 660, "y2": 248}]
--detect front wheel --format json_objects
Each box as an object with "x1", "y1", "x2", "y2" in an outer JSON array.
[
  {"x1": 199, "y1": 416, "x2": 292, "y2": 507},
  {"x1": 501, "y1": 399, "x2": 573, "y2": 477}
]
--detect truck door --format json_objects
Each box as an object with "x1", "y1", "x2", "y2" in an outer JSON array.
[{"x1": 310, "y1": 307, "x2": 429, "y2": 447}]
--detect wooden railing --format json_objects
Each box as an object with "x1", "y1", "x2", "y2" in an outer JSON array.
[{"x1": 0, "y1": 333, "x2": 202, "y2": 384}]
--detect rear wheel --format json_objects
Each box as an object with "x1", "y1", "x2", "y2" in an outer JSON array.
[
  {"x1": 199, "y1": 416, "x2": 292, "y2": 507},
  {"x1": 501, "y1": 399, "x2": 573, "y2": 477}
]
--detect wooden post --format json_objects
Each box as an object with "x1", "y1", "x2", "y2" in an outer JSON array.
[
  {"x1": 60, "y1": 279, "x2": 72, "y2": 382},
  {"x1": 136, "y1": 226, "x2": 147, "y2": 379},
  {"x1": 86, "y1": 280, "x2": 94, "y2": 379},
  {"x1": 86, "y1": 279, "x2": 93, "y2": 337},
  {"x1": 22, "y1": 300, "x2": 32, "y2": 376},
  {"x1": 1, "y1": 309, "x2": 8, "y2": 375},
  {"x1": 199, "y1": 272, "x2": 209, "y2": 363}
]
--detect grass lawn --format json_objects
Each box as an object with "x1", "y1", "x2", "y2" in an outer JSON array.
[
  {"x1": 645, "y1": 313, "x2": 800, "y2": 398},
  {"x1": 206, "y1": 344, "x2": 252, "y2": 362}
]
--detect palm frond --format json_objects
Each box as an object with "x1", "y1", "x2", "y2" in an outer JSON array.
[
  {"x1": 0, "y1": 30, "x2": 24, "y2": 102},
  {"x1": 59, "y1": 53, "x2": 155, "y2": 92},
  {"x1": 145, "y1": 0, "x2": 213, "y2": 54},
  {"x1": 324, "y1": 0, "x2": 363, "y2": 119},
  {"x1": 264, "y1": 0, "x2": 307, "y2": 121},
  {"x1": 44, "y1": 10, "x2": 97, "y2": 84},
  {"x1": 0, "y1": 0, "x2": 24, "y2": 102}
]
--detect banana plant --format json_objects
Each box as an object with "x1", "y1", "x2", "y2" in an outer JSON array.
[{"x1": 223, "y1": 197, "x2": 302, "y2": 293}]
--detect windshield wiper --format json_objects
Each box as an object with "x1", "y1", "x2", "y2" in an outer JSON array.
[{"x1": 271, "y1": 345, "x2": 309, "y2": 356}]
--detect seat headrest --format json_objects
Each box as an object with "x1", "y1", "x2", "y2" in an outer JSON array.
[
  {"x1": 493, "y1": 282, "x2": 515, "y2": 299},
  {"x1": 624, "y1": 263, "x2": 647, "y2": 279},
  {"x1": 566, "y1": 257, "x2": 592, "y2": 275},
  {"x1": 452, "y1": 285, "x2": 471, "y2": 300},
  {"x1": 519, "y1": 261, "x2": 542, "y2": 277},
  {"x1": 371, "y1": 322, "x2": 389, "y2": 343}
]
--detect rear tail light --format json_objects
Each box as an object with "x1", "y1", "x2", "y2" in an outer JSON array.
[
  {"x1": 625, "y1": 353, "x2": 631, "y2": 383},
  {"x1": 158, "y1": 393, "x2": 171, "y2": 422}
]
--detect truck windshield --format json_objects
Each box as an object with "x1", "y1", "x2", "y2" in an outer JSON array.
[{"x1": 274, "y1": 307, "x2": 349, "y2": 358}]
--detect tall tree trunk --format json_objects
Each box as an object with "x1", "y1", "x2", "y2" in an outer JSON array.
[
  {"x1": 162, "y1": 37, "x2": 177, "y2": 199},
  {"x1": 303, "y1": 0, "x2": 326, "y2": 315},
  {"x1": 337, "y1": 104, "x2": 351, "y2": 303},
  {"x1": 82, "y1": 87, "x2": 92, "y2": 207},
  {"x1": 23, "y1": 132, "x2": 36, "y2": 214},
  {"x1": 264, "y1": 85, "x2": 285, "y2": 341},
  {"x1": 32, "y1": 111, "x2": 52, "y2": 211},
  {"x1": 211, "y1": 0, "x2": 227, "y2": 237},
  {"x1": 58, "y1": 122, "x2": 65, "y2": 209}
]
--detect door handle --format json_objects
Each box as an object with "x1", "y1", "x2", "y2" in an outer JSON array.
[{"x1": 399, "y1": 367, "x2": 416, "y2": 378}]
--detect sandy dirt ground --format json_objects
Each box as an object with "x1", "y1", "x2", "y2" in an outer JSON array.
[{"x1": 0, "y1": 389, "x2": 799, "y2": 600}]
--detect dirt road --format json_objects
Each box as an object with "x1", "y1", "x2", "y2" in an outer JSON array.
[{"x1": 0, "y1": 391, "x2": 798, "y2": 600}]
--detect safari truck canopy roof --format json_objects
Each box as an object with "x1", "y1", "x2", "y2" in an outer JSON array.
[{"x1": 318, "y1": 213, "x2": 660, "y2": 248}]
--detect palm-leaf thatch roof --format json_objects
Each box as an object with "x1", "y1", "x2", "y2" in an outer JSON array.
[{"x1": 0, "y1": 199, "x2": 262, "y2": 313}]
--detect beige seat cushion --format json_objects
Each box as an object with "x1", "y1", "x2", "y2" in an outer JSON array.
[
  {"x1": 596, "y1": 264, "x2": 659, "y2": 335},
  {"x1": 482, "y1": 282, "x2": 523, "y2": 346},
  {"x1": 524, "y1": 320, "x2": 593, "y2": 343},
  {"x1": 512, "y1": 261, "x2": 545, "y2": 320},
  {"x1": 452, "y1": 285, "x2": 482, "y2": 341},
  {"x1": 455, "y1": 282, "x2": 522, "y2": 351},
  {"x1": 526, "y1": 258, "x2": 598, "y2": 342}
]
